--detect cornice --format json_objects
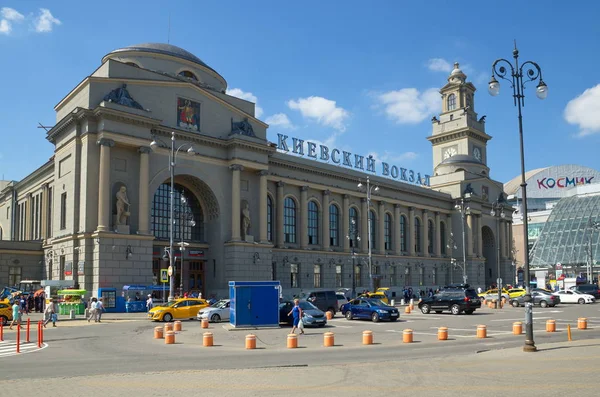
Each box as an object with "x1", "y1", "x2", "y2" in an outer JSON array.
[
  {"x1": 92, "y1": 106, "x2": 163, "y2": 129},
  {"x1": 427, "y1": 129, "x2": 491, "y2": 145}
]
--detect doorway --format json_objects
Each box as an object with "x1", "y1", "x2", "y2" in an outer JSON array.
[
  {"x1": 187, "y1": 261, "x2": 205, "y2": 298},
  {"x1": 482, "y1": 226, "x2": 496, "y2": 288}
]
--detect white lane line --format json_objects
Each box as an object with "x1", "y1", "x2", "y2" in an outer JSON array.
[
  {"x1": 331, "y1": 325, "x2": 353, "y2": 328},
  {"x1": 0, "y1": 342, "x2": 48, "y2": 358}
]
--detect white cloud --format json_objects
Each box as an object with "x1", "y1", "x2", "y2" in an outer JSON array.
[
  {"x1": 226, "y1": 88, "x2": 263, "y2": 118},
  {"x1": 426, "y1": 58, "x2": 452, "y2": 72},
  {"x1": 564, "y1": 84, "x2": 600, "y2": 137},
  {"x1": 287, "y1": 96, "x2": 349, "y2": 131},
  {"x1": 265, "y1": 113, "x2": 294, "y2": 129},
  {"x1": 34, "y1": 8, "x2": 61, "y2": 33},
  {"x1": 369, "y1": 150, "x2": 418, "y2": 164},
  {"x1": 0, "y1": 7, "x2": 24, "y2": 34},
  {"x1": 376, "y1": 88, "x2": 440, "y2": 124}
]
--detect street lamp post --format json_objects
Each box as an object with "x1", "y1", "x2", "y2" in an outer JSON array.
[
  {"x1": 454, "y1": 197, "x2": 470, "y2": 285},
  {"x1": 177, "y1": 190, "x2": 196, "y2": 296},
  {"x1": 150, "y1": 131, "x2": 196, "y2": 302},
  {"x1": 358, "y1": 177, "x2": 379, "y2": 292},
  {"x1": 491, "y1": 199, "x2": 506, "y2": 304},
  {"x1": 489, "y1": 43, "x2": 548, "y2": 352},
  {"x1": 446, "y1": 232, "x2": 458, "y2": 284},
  {"x1": 346, "y1": 219, "x2": 361, "y2": 298}
]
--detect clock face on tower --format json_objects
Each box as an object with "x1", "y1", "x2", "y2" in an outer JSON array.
[
  {"x1": 473, "y1": 147, "x2": 482, "y2": 162},
  {"x1": 443, "y1": 146, "x2": 457, "y2": 160}
]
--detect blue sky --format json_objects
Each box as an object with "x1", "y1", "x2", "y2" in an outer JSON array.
[{"x1": 1, "y1": 0, "x2": 599, "y2": 183}]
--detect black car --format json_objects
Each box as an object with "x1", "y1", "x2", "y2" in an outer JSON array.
[
  {"x1": 418, "y1": 288, "x2": 481, "y2": 315},
  {"x1": 570, "y1": 284, "x2": 600, "y2": 299},
  {"x1": 510, "y1": 291, "x2": 560, "y2": 308}
]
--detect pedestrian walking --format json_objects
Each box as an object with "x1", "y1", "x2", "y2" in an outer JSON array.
[
  {"x1": 146, "y1": 294, "x2": 153, "y2": 312},
  {"x1": 9, "y1": 300, "x2": 21, "y2": 330},
  {"x1": 96, "y1": 298, "x2": 105, "y2": 322},
  {"x1": 43, "y1": 299, "x2": 58, "y2": 328},
  {"x1": 88, "y1": 298, "x2": 98, "y2": 322},
  {"x1": 287, "y1": 299, "x2": 304, "y2": 335}
]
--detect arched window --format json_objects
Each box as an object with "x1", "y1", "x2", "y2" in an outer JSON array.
[
  {"x1": 284, "y1": 197, "x2": 297, "y2": 243},
  {"x1": 267, "y1": 195, "x2": 273, "y2": 242},
  {"x1": 415, "y1": 217, "x2": 422, "y2": 253},
  {"x1": 349, "y1": 207, "x2": 359, "y2": 248},
  {"x1": 329, "y1": 204, "x2": 339, "y2": 246},
  {"x1": 152, "y1": 183, "x2": 204, "y2": 241},
  {"x1": 428, "y1": 219, "x2": 435, "y2": 254},
  {"x1": 384, "y1": 213, "x2": 392, "y2": 251},
  {"x1": 308, "y1": 201, "x2": 319, "y2": 245},
  {"x1": 400, "y1": 215, "x2": 407, "y2": 252},
  {"x1": 369, "y1": 210, "x2": 377, "y2": 249},
  {"x1": 178, "y1": 70, "x2": 198, "y2": 81},
  {"x1": 440, "y1": 222, "x2": 447, "y2": 255},
  {"x1": 447, "y1": 93, "x2": 456, "y2": 111}
]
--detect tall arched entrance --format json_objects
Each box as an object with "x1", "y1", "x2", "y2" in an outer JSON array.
[
  {"x1": 150, "y1": 174, "x2": 220, "y2": 298},
  {"x1": 482, "y1": 226, "x2": 497, "y2": 288}
]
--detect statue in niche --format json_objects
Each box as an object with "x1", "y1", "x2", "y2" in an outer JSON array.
[
  {"x1": 231, "y1": 117, "x2": 255, "y2": 137},
  {"x1": 463, "y1": 183, "x2": 476, "y2": 196},
  {"x1": 103, "y1": 84, "x2": 145, "y2": 110},
  {"x1": 116, "y1": 186, "x2": 131, "y2": 225},
  {"x1": 241, "y1": 201, "x2": 251, "y2": 240}
]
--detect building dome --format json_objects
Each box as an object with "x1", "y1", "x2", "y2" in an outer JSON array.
[{"x1": 448, "y1": 62, "x2": 467, "y2": 83}]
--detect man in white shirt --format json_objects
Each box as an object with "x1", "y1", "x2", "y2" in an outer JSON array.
[
  {"x1": 96, "y1": 298, "x2": 105, "y2": 322},
  {"x1": 146, "y1": 294, "x2": 153, "y2": 311},
  {"x1": 88, "y1": 298, "x2": 98, "y2": 322}
]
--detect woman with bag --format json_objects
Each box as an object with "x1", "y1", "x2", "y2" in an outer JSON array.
[
  {"x1": 43, "y1": 299, "x2": 59, "y2": 328},
  {"x1": 287, "y1": 299, "x2": 304, "y2": 335}
]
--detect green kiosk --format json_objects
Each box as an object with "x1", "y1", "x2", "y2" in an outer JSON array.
[{"x1": 57, "y1": 289, "x2": 86, "y2": 315}]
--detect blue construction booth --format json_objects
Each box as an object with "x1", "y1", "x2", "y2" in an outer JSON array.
[{"x1": 229, "y1": 281, "x2": 280, "y2": 328}]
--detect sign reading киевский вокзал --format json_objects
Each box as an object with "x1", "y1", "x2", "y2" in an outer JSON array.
[{"x1": 277, "y1": 134, "x2": 431, "y2": 187}]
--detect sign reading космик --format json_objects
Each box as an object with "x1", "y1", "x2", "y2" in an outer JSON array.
[{"x1": 277, "y1": 134, "x2": 431, "y2": 187}]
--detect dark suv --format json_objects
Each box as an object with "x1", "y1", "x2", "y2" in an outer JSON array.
[
  {"x1": 571, "y1": 284, "x2": 600, "y2": 299},
  {"x1": 418, "y1": 288, "x2": 481, "y2": 315}
]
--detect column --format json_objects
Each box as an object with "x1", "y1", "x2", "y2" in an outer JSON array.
[
  {"x1": 435, "y1": 211, "x2": 441, "y2": 257},
  {"x1": 26, "y1": 194, "x2": 33, "y2": 240},
  {"x1": 342, "y1": 194, "x2": 350, "y2": 252},
  {"x1": 446, "y1": 213, "x2": 453, "y2": 260},
  {"x1": 499, "y1": 220, "x2": 506, "y2": 259},
  {"x1": 378, "y1": 201, "x2": 385, "y2": 253},
  {"x1": 507, "y1": 221, "x2": 513, "y2": 259},
  {"x1": 394, "y1": 204, "x2": 401, "y2": 256},
  {"x1": 361, "y1": 198, "x2": 368, "y2": 253},
  {"x1": 276, "y1": 182, "x2": 285, "y2": 248},
  {"x1": 97, "y1": 138, "x2": 114, "y2": 231},
  {"x1": 40, "y1": 183, "x2": 49, "y2": 240},
  {"x1": 300, "y1": 186, "x2": 308, "y2": 249},
  {"x1": 230, "y1": 164, "x2": 243, "y2": 241},
  {"x1": 138, "y1": 147, "x2": 151, "y2": 235},
  {"x1": 409, "y1": 207, "x2": 415, "y2": 256},
  {"x1": 476, "y1": 215, "x2": 483, "y2": 257},
  {"x1": 423, "y1": 210, "x2": 429, "y2": 257},
  {"x1": 258, "y1": 171, "x2": 268, "y2": 243},
  {"x1": 466, "y1": 213, "x2": 473, "y2": 256},
  {"x1": 322, "y1": 190, "x2": 330, "y2": 251}
]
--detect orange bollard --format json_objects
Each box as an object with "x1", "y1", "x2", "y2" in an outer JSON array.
[
  {"x1": 326, "y1": 311, "x2": 333, "y2": 320},
  {"x1": 203, "y1": 332, "x2": 214, "y2": 347},
  {"x1": 201, "y1": 318, "x2": 209, "y2": 329},
  {"x1": 164, "y1": 323, "x2": 173, "y2": 332},
  {"x1": 287, "y1": 333, "x2": 298, "y2": 348},
  {"x1": 154, "y1": 326, "x2": 164, "y2": 339},
  {"x1": 438, "y1": 327, "x2": 448, "y2": 341},
  {"x1": 409, "y1": 304, "x2": 414, "y2": 311},
  {"x1": 578, "y1": 318, "x2": 588, "y2": 330},
  {"x1": 403, "y1": 329, "x2": 413, "y2": 343},
  {"x1": 513, "y1": 322, "x2": 522, "y2": 335},
  {"x1": 26, "y1": 318, "x2": 30, "y2": 343},
  {"x1": 16, "y1": 325, "x2": 20, "y2": 353},
  {"x1": 245, "y1": 334, "x2": 256, "y2": 349},
  {"x1": 173, "y1": 321, "x2": 182, "y2": 332},
  {"x1": 0, "y1": 321, "x2": 3, "y2": 341},
  {"x1": 362, "y1": 330, "x2": 373, "y2": 345},
  {"x1": 324, "y1": 332, "x2": 335, "y2": 347},
  {"x1": 567, "y1": 324, "x2": 572, "y2": 341},
  {"x1": 404, "y1": 306, "x2": 411, "y2": 314},
  {"x1": 40, "y1": 321, "x2": 43, "y2": 345},
  {"x1": 164, "y1": 331, "x2": 175, "y2": 344},
  {"x1": 37, "y1": 321, "x2": 41, "y2": 348},
  {"x1": 477, "y1": 325, "x2": 487, "y2": 338},
  {"x1": 546, "y1": 319, "x2": 556, "y2": 333}
]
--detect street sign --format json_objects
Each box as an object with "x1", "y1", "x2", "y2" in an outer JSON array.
[
  {"x1": 160, "y1": 269, "x2": 169, "y2": 283},
  {"x1": 167, "y1": 266, "x2": 173, "y2": 277},
  {"x1": 496, "y1": 278, "x2": 502, "y2": 285},
  {"x1": 556, "y1": 263, "x2": 562, "y2": 270}
]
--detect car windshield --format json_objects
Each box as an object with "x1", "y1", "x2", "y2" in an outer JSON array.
[
  {"x1": 162, "y1": 301, "x2": 178, "y2": 308},
  {"x1": 299, "y1": 301, "x2": 318, "y2": 310},
  {"x1": 212, "y1": 300, "x2": 228, "y2": 308}
]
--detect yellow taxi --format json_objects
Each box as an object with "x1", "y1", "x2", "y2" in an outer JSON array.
[
  {"x1": 147, "y1": 298, "x2": 209, "y2": 322},
  {"x1": 478, "y1": 288, "x2": 510, "y2": 301},
  {"x1": 359, "y1": 292, "x2": 390, "y2": 305},
  {"x1": 508, "y1": 288, "x2": 526, "y2": 299},
  {"x1": 0, "y1": 302, "x2": 13, "y2": 325}
]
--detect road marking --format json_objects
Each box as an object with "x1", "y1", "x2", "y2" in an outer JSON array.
[
  {"x1": 491, "y1": 317, "x2": 550, "y2": 322},
  {"x1": 0, "y1": 341, "x2": 48, "y2": 358},
  {"x1": 331, "y1": 325, "x2": 353, "y2": 328}
]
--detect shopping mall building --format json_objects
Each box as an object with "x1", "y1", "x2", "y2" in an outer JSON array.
[{"x1": 0, "y1": 43, "x2": 514, "y2": 298}]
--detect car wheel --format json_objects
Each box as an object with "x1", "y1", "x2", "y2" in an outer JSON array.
[
  {"x1": 163, "y1": 313, "x2": 173, "y2": 322},
  {"x1": 371, "y1": 312, "x2": 380, "y2": 322},
  {"x1": 578, "y1": 298, "x2": 585, "y2": 305},
  {"x1": 511, "y1": 300, "x2": 519, "y2": 307},
  {"x1": 464, "y1": 310, "x2": 474, "y2": 315},
  {"x1": 327, "y1": 308, "x2": 336, "y2": 316},
  {"x1": 435, "y1": 311, "x2": 443, "y2": 314},
  {"x1": 540, "y1": 300, "x2": 548, "y2": 308},
  {"x1": 0, "y1": 315, "x2": 7, "y2": 326},
  {"x1": 345, "y1": 311, "x2": 353, "y2": 320},
  {"x1": 451, "y1": 304, "x2": 461, "y2": 315},
  {"x1": 211, "y1": 314, "x2": 221, "y2": 322},
  {"x1": 420, "y1": 304, "x2": 431, "y2": 314}
]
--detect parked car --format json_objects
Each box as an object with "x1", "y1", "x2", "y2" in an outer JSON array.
[
  {"x1": 147, "y1": 298, "x2": 209, "y2": 322},
  {"x1": 478, "y1": 288, "x2": 510, "y2": 301},
  {"x1": 569, "y1": 284, "x2": 600, "y2": 299},
  {"x1": 553, "y1": 290, "x2": 595, "y2": 304},
  {"x1": 508, "y1": 288, "x2": 526, "y2": 299},
  {"x1": 197, "y1": 299, "x2": 230, "y2": 322},
  {"x1": 279, "y1": 300, "x2": 327, "y2": 327},
  {"x1": 510, "y1": 291, "x2": 559, "y2": 308},
  {"x1": 299, "y1": 290, "x2": 339, "y2": 315},
  {"x1": 336, "y1": 293, "x2": 348, "y2": 311},
  {"x1": 419, "y1": 288, "x2": 481, "y2": 315},
  {"x1": 358, "y1": 292, "x2": 389, "y2": 304},
  {"x1": 341, "y1": 298, "x2": 399, "y2": 322},
  {"x1": 0, "y1": 302, "x2": 13, "y2": 325}
]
